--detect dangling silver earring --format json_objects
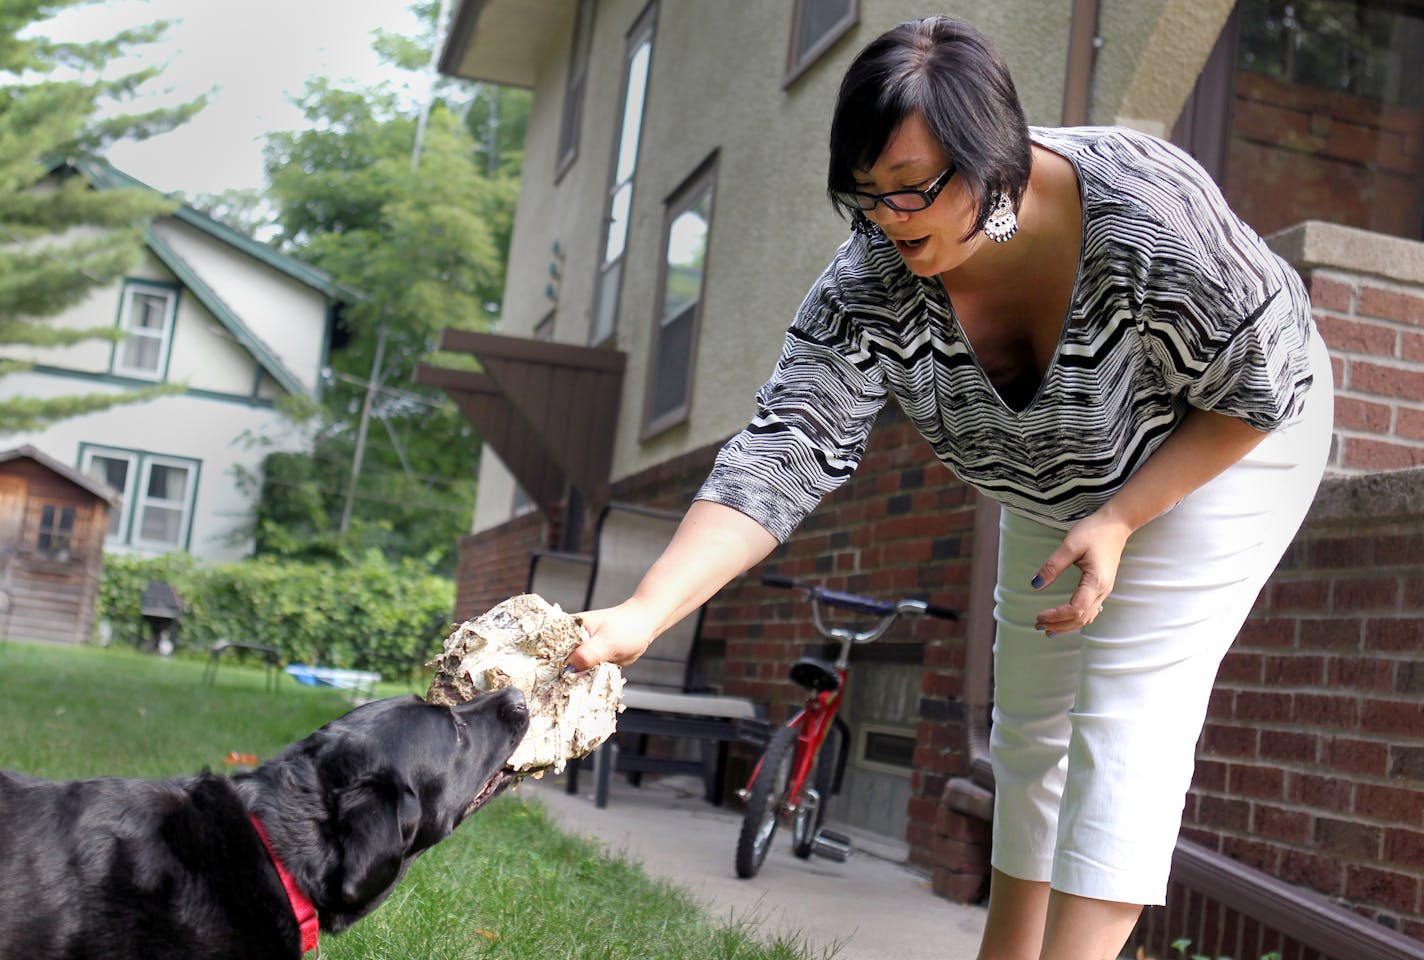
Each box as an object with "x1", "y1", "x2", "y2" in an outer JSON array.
[{"x1": 983, "y1": 192, "x2": 1018, "y2": 243}]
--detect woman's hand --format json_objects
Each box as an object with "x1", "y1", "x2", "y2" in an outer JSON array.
[
  {"x1": 566, "y1": 600, "x2": 660, "y2": 671},
  {"x1": 1031, "y1": 408, "x2": 1270, "y2": 635},
  {"x1": 1031, "y1": 510, "x2": 1132, "y2": 635}
]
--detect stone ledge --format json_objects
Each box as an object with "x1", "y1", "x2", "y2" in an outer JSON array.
[
  {"x1": 1268, "y1": 220, "x2": 1424, "y2": 287},
  {"x1": 1307, "y1": 466, "x2": 1424, "y2": 523}
]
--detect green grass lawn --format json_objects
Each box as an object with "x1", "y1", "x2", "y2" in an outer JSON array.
[{"x1": 0, "y1": 640, "x2": 832, "y2": 960}]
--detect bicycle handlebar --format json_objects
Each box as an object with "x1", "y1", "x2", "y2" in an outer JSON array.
[{"x1": 760, "y1": 574, "x2": 958, "y2": 621}]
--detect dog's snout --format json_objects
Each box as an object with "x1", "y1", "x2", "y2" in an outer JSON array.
[
  {"x1": 501, "y1": 695, "x2": 528, "y2": 724},
  {"x1": 455, "y1": 685, "x2": 528, "y2": 728}
]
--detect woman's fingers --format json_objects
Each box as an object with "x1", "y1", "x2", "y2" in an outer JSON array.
[
  {"x1": 1034, "y1": 596, "x2": 1106, "y2": 635},
  {"x1": 564, "y1": 604, "x2": 655, "y2": 670}
]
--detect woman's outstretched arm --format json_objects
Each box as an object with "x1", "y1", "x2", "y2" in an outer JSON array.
[{"x1": 565, "y1": 500, "x2": 779, "y2": 670}]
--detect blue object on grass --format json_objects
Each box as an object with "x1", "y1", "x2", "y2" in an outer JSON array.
[{"x1": 285, "y1": 664, "x2": 381, "y2": 693}]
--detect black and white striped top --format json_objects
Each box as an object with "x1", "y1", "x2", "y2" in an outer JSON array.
[{"x1": 697, "y1": 126, "x2": 1317, "y2": 541}]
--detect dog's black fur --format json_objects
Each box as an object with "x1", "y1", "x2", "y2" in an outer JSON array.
[{"x1": 0, "y1": 688, "x2": 529, "y2": 960}]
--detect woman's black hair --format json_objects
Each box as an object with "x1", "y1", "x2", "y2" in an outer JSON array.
[{"x1": 827, "y1": 17, "x2": 1032, "y2": 240}]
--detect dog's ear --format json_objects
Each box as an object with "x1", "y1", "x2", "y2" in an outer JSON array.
[{"x1": 333, "y1": 771, "x2": 422, "y2": 908}]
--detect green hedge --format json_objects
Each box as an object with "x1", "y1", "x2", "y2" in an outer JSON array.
[{"x1": 97, "y1": 552, "x2": 456, "y2": 679}]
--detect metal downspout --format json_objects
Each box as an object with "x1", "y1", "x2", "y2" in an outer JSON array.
[{"x1": 940, "y1": 0, "x2": 1101, "y2": 826}]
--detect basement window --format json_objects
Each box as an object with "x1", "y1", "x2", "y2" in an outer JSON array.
[{"x1": 854, "y1": 723, "x2": 916, "y2": 776}]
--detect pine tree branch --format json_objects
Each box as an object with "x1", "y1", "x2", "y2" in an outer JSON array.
[{"x1": 0, "y1": 382, "x2": 184, "y2": 437}]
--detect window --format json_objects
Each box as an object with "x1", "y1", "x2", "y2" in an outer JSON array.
[
  {"x1": 555, "y1": 0, "x2": 598, "y2": 180},
  {"x1": 590, "y1": 3, "x2": 656, "y2": 345},
  {"x1": 83, "y1": 449, "x2": 135, "y2": 539},
  {"x1": 853, "y1": 723, "x2": 917, "y2": 776},
  {"x1": 785, "y1": 0, "x2": 858, "y2": 87},
  {"x1": 113, "y1": 281, "x2": 177, "y2": 380},
  {"x1": 35, "y1": 504, "x2": 76, "y2": 561},
  {"x1": 1223, "y1": 0, "x2": 1424, "y2": 239},
  {"x1": 135, "y1": 459, "x2": 195, "y2": 550},
  {"x1": 644, "y1": 157, "x2": 716, "y2": 436},
  {"x1": 80, "y1": 446, "x2": 198, "y2": 551}
]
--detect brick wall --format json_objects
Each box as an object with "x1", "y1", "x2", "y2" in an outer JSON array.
[
  {"x1": 1226, "y1": 71, "x2": 1423, "y2": 240},
  {"x1": 453, "y1": 509, "x2": 549, "y2": 621},
  {"x1": 1186, "y1": 467, "x2": 1424, "y2": 937},
  {"x1": 1311, "y1": 270, "x2": 1424, "y2": 473}
]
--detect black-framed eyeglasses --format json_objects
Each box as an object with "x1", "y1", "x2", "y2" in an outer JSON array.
[{"x1": 835, "y1": 165, "x2": 957, "y2": 213}]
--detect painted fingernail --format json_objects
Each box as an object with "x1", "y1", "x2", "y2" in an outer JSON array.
[
  {"x1": 1046, "y1": 630, "x2": 1057, "y2": 638},
  {"x1": 1031, "y1": 575, "x2": 1044, "y2": 589},
  {"x1": 562, "y1": 664, "x2": 578, "y2": 675}
]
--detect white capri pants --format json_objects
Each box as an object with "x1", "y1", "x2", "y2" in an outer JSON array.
[{"x1": 989, "y1": 332, "x2": 1334, "y2": 905}]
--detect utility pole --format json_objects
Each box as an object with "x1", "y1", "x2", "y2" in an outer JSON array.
[{"x1": 340, "y1": 315, "x2": 387, "y2": 536}]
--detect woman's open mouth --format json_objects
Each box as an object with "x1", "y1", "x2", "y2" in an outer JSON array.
[{"x1": 894, "y1": 236, "x2": 930, "y2": 258}]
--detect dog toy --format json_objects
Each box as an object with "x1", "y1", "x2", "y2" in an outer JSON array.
[{"x1": 426, "y1": 594, "x2": 624, "y2": 776}]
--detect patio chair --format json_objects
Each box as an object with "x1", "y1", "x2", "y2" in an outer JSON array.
[
  {"x1": 526, "y1": 550, "x2": 593, "y2": 614},
  {"x1": 552, "y1": 502, "x2": 768, "y2": 809}
]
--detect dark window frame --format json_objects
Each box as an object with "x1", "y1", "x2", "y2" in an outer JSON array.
[
  {"x1": 554, "y1": 0, "x2": 598, "y2": 183},
  {"x1": 641, "y1": 152, "x2": 718, "y2": 440},
  {"x1": 784, "y1": 0, "x2": 859, "y2": 89}
]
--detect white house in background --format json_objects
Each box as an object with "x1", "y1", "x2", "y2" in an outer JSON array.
[{"x1": 0, "y1": 161, "x2": 358, "y2": 561}]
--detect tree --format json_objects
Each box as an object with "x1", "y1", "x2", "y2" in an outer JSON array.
[
  {"x1": 0, "y1": 0, "x2": 202, "y2": 434},
  {"x1": 247, "y1": 2, "x2": 530, "y2": 573}
]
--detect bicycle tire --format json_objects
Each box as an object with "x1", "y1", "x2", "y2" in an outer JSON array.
[
  {"x1": 735, "y1": 724, "x2": 797, "y2": 879},
  {"x1": 791, "y1": 725, "x2": 838, "y2": 859}
]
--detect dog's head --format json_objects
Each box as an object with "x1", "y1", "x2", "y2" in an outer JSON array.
[{"x1": 243, "y1": 688, "x2": 528, "y2": 932}]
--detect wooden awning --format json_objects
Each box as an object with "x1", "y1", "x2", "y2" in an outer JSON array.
[{"x1": 413, "y1": 330, "x2": 625, "y2": 516}]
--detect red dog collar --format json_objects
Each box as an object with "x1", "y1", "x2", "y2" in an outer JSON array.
[{"x1": 250, "y1": 815, "x2": 320, "y2": 954}]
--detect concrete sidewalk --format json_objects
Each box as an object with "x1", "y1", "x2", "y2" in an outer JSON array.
[{"x1": 519, "y1": 771, "x2": 987, "y2": 960}]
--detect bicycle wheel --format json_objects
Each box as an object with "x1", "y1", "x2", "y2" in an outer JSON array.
[
  {"x1": 791, "y1": 724, "x2": 839, "y2": 859},
  {"x1": 735, "y1": 724, "x2": 797, "y2": 879}
]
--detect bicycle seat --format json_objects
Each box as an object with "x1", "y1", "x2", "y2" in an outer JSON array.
[{"x1": 789, "y1": 656, "x2": 841, "y2": 693}]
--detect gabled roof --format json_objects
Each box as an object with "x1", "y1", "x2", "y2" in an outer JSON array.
[
  {"x1": 73, "y1": 158, "x2": 363, "y2": 303},
  {"x1": 0, "y1": 445, "x2": 121, "y2": 506},
  {"x1": 140, "y1": 225, "x2": 308, "y2": 398},
  {"x1": 68, "y1": 157, "x2": 365, "y2": 400}
]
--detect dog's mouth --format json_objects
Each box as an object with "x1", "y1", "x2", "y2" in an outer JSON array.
[{"x1": 463, "y1": 768, "x2": 518, "y2": 818}]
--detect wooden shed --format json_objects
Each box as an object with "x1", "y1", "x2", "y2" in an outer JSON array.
[{"x1": 0, "y1": 445, "x2": 119, "y2": 645}]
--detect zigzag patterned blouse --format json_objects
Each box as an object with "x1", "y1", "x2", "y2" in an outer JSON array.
[{"x1": 697, "y1": 126, "x2": 1317, "y2": 541}]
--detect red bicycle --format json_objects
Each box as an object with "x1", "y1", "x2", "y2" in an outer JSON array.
[{"x1": 733, "y1": 575, "x2": 958, "y2": 878}]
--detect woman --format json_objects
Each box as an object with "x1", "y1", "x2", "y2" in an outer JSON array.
[{"x1": 567, "y1": 16, "x2": 1332, "y2": 960}]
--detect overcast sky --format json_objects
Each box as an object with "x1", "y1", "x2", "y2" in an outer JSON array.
[{"x1": 39, "y1": 0, "x2": 428, "y2": 197}]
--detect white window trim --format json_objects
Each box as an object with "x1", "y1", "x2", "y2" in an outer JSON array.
[
  {"x1": 113, "y1": 281, "x2": 177, "y2": 381},
  {"x1": 81, "y1": 447, "x2": 138, "y2": 545},
  {"x1": 131, "y1": 455, "x2": 198, "y2": 552}
]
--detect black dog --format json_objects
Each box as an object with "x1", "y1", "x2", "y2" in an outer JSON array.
[{"x1": 0, "y1": 688, "x2": 529, "y2": 960}]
